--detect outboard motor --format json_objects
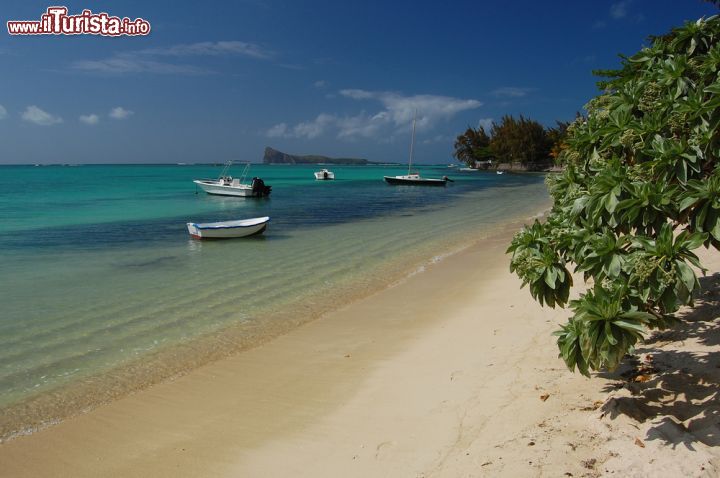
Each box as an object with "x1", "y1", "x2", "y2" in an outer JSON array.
[{"x1": 251, "y1": 177, "x2": 272, "y2": 197}]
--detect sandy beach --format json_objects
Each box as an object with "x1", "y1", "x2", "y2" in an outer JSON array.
[{"x1": 1, "y1": 224, "x2": 719, "y2": 477}]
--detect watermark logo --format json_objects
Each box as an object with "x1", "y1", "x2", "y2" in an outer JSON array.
[{"x1": 7, "y1": 6, "x2": 151, "y2": 36}]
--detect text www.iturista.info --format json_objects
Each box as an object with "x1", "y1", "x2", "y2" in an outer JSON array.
[{"x1": 7, "y1": 6, "x2": 150, "y2": 36}]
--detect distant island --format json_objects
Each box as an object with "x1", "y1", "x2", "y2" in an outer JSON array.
[{"x1": 263, "y1": 147, "x2": 376, "y2": 165}]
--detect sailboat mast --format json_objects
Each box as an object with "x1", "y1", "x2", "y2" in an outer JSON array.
[{"x1": 408, "y1": 110, "x2": 417, "y2": 175}]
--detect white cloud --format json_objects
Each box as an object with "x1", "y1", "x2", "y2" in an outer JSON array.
[
  {"x1": 340, "y1": 89, "x2": 376, "y2": 100},
  {"x1": 72, "y1": 40, "x2": 272, "y2": 75},
  {"x1": 422, "y1": 134, "x2": 452, "y2": 145},
  {"x1": 266, "y1": 123, "x2": 288, "y2": 138},
  {"x1": 139, "y1": 41, "x2": 273, "y2": 59},
  {"x1": 292, "y1": 114, "x2": 334, "y2": 139},
  {"x1": 338, "y1": 89, "x2": 482, "y2": 132},
  {"x1": 335, "y1": 112, "x2": 388, "y2": 139},
  {"x1": 73, "y1": 57, "x2": 209, "y2": 75},
  {"x1": 0, "y1": 104, "x2": 6, "y2": 119},
  {"x1": 266, "y1": 114, "x2": 335, "y2": 139},
  {"x1": 610, "y1": 1, "x2": 628, "y2": 19},
  {"x1": 491, "y1": 87, "x2": 534, "y2": 98},
  {"x1": 267, "y1": 89, "x2": 482, "y2": 141},
  {"x1": 477, "y1": 118, "x2": 494, "y2": 131},
  {"x1": 314, "y1": 80, "x2": 327, "y2": 88},
  {"x1": 79, "y1": 114, "x2": 99, "y2": 125},
  {"x1": 22, "y1": 106, "x2": 62, "y2": 126},
  {"x1": 109, "y1": 107, "x2": 133, "y2": 120}
]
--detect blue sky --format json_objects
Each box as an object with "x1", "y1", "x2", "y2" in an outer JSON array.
[{"x1": 0, "y1": 0, "x2": 716, "y2": 164}]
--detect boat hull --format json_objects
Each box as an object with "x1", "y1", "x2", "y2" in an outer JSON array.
[
  {"x1": 383, "y1": 176, "x2": 447, "y2": 186},
  {"x1": 193, "y1": 180, "x2": 255, "y2": 197},
  {"x1": 187, "y1": 217, "x2": 270, "y2": 239},
  {"x1": 314, "y1": 171, "x2": 335, "y2": 180}
]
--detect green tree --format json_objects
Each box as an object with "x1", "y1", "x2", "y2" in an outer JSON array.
[
  {"x1": 453, "y1": 126, "x2": 491, "y2": 167},
  {"x1": 547, "y1": 120, "x2": 571, "y2": 164},
  {"x1": 489, "y1": 115, "x2": 553, "y2": 168},
  {"x1": 508, "y1": 15, "x2": 720, "y2": 376}
]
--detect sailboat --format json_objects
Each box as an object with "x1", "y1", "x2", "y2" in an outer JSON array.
[{"x1": 384, "y1": 111, "x2": 449, "y2": 186}]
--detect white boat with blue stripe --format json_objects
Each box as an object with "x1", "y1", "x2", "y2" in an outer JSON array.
[{"x1": 187, "y1": 216, "x2": 270, "y2": 239}]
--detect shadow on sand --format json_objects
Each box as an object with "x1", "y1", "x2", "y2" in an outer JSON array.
[{"x1": 597, "y1": 272, "x2": 720, "y2": 449}]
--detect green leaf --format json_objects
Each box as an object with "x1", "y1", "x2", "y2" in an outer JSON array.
[
  {"x1": 679, "y1": 196, "x2": 697, "y2": 212},
  {"x1": 618, "y1": 311, "x2": 653, "y2": 322},
  {"x1": 705, "y1": 82, "x2": 720, "y2": 95},
  {"x1": 605, "y1": 193, "x2": 619, "y2": 213},
  {"x1": 613, "y1": 319, "x2": 647, "y2": 334},
  {"x1": 711, "y1": 211, "x2": 720, "y2": 241},
  {"x1": 676, "y1": 261, "x2": 697, "y2": 293},
  {"x1": 544, "y1": 267, "x2": 558, "y2": 288},
  {"x1": 685, "y1": 231, "x2": 709, "y2": 250},
  {"x1": 605, "y1": 321, "x2": 618, "y2": 345},
  {"x1": 607, "y1": 254, "x2": 622, "y2": 277}
]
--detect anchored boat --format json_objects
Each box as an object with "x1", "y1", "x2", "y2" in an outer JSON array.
[
  {"x1": 193, "y1": 161, "x2": 271, "y2": 197},
  {"x1": 314, "y1": 168, "x2": 335, "y2": 180},
  {"x1": 187, "y1": 216, "x2": 270, "y2": 239},
  {"x1": 384, "y1": 111, "x2": 449, "y2": 187}
]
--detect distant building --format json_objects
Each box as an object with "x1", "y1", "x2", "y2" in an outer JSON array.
[{"x1": 474, "y1": 159, "x2": 493, "y2": 170}]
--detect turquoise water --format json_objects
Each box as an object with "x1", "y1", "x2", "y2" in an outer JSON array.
[{"x1": 0, "y1": 163, "x2": 549, "y2": 437}]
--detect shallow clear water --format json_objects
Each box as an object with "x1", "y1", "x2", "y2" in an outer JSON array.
[{"x1": 0, "y1": 163, "x2": 548, "y2": 435}]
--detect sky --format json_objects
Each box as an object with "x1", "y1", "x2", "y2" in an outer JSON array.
[{"x1": 0, "y1": 0, "x2": 717, "y2": 164}]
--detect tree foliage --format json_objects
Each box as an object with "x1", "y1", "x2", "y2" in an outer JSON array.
[
  {"x1": 452, "y1": 117, "x2": 565, "y2": 168},
  {"x1": 453, "y1": 126, "x2": 491, "y2": 166},
  {"x1": 489, "y1": 115, "x2": 554, "y2": 167},
  {"x1": 508, "y1": 16, "x2": 720, "y2": 376},
  {"x1": 547, "y1": 120, "x2": 572, "y2": 162}
]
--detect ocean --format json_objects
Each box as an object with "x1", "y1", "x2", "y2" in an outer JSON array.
[{"x1": 0, "y1": 163, "x2": 549, "y2": 439}]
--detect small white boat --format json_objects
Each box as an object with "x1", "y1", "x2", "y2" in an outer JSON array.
[
  {"x1": 314, "y1": 168, "x2": 335, "y2": 180},
  {"x1": 384, "y1": 111, "x2": 449, "y2": 187},
  {"x1": 187, "y1": 216, "x2": 270, "y2": 239},
  {"x1": 459, "y1": 167, "x2": 476, "y2": 172},
  {"x1": 496, "y1": 171, "x2": 505, "y2": 175},
  {"x1": 193, "y1": 162, "x2": 271, "y2": 197}
]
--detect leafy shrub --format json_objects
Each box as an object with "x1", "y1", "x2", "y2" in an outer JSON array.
[{"x1": 508, "y1": 16, "x2": 719, "y2": 375}]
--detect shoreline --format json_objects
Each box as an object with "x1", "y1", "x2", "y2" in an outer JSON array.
[
  {"x1": 3, "y1": 208, "x2": 716, "y2": 476},
  {"x1": 0, "y1": 201, "x2": 549, "y2": 443},
  {"x1": 0, "y1": 212, "x2": 556, "y2": 476}
]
